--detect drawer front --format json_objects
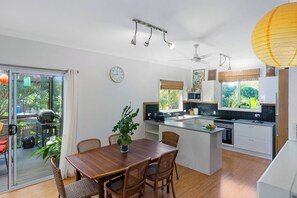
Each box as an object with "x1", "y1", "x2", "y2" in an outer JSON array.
[
  {"x1": 234, "y1": 123, "x2": 272, "y2": 141},
  {"x1": 234, "y1": 135, "x2": 271, "y2": 155}
]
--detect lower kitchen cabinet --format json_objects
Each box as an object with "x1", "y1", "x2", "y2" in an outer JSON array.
[{"x1": 234, "y1": 123, "x2": 274, "y2": 160}]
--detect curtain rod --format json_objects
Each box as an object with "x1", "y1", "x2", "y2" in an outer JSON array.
[{"x1": 0, "y1": 63, "x2": 75, "y2": 73}]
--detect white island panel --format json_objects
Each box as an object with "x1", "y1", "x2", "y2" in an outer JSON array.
[{"x1": 159, "y1": 125, "x2": 222, "y2": 176}]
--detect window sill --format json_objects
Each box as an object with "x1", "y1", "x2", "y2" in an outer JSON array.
[{"x1": 218, "y1": 107, "x2": 262, "y2": 113}]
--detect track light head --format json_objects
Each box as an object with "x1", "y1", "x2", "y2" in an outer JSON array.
[
  {"x1": 144, "y1": 28, "x2": 153, "y2": 47},
  {"x1": 131, "y1": 21, "x2": 137, "y2": 46},
  {"x1": 131, "y1": 34, "x2": 136, "y2": 45},
  {"x1": 163, "y1": 32, "x2": 175, "y2": 49},
  {"x1": 167, "y1": 42, "x2": 175, "y2": 49}
]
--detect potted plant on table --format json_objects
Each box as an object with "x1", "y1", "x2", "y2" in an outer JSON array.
[{"x1": 112, "y1": 105, "x2": 139, "y2": 153}]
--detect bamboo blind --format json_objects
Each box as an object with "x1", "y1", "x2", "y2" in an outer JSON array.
[
  {"x1": 218, "y1": 69, "x2": 260, "y2": 82},
  {"x1": 160, "y1": 79, "x2": 184, "y2": 90}
]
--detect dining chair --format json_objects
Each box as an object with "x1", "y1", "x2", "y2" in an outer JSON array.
[
  {"x1": 105, "y1": 157, "x2": 151, "y2": 198},
  {"x1": 0, "y1": 141, "x2": 8, "y2": 170},
  {"x1": 50, "y1": 157, "x2": 99, "y2": 198},
  {"x1": 77, "y1": 138, "x2": 101, "y2": 153},
  {"x1": 108, "y1": 134, "x2": 120, "y2": 145},
  {"x1": 0, "y1": 122, "x2": 7, "y2": 145},
  {"x1": 76, "y1": 138, "x2": 101, "y2": 180},
  {"x1": 161, "y1": 131, "x2": 180, "y2": 180},
  {"x1": 146, "y1": 150, "x2": 178, "y2": 198}
]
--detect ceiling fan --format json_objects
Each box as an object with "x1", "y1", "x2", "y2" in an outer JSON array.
[{"x1": 171, "y1": 44, "x2": 210, "y2": 64}]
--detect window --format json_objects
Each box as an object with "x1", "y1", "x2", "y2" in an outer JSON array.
[
  {"x1": 221, "y1": 80, "x2": 260, "y2": 110},
  {"x1": 159, "y1": 89, "x2": 182, "y2": 111},
  {"x1": 159, "y1": 80, "x2": 183, "y2": 112}
]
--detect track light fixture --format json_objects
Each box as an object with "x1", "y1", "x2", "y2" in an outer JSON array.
[
  {"x1": 219, "y1": 53, "x2": 231, "y2": 70},
  {"x1": 163, "y1": 32, "x2": 175, "y2": 49},
  {"x1": 131, "y1": 18, "x2": 174, "y2": 49},
  {"x1": 144, "y1": 28, "x2": 152, "y2": 47},
  {"x1": 131, "y1": 21, "x2": 137, "y2": 45}
]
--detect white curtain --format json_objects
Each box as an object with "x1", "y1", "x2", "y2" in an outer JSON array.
[{"x1": 59, "y1": 69, "x2": 79, "y2": 179}]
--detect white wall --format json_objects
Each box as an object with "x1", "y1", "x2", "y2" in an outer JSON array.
[
  {"x1": 289, "y1": 68, "x2": 297, "y2": 140},
  {"x1": 0, "y1": 35, "x2": 191, "y2": 145}
]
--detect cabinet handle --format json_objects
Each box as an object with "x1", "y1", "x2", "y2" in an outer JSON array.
[
  {"x1": 248, "y1": 139, "x2": 254, "y2": 142},
  {"x1": 248, "y1": 126, "x2": 254, "y2": 128}
]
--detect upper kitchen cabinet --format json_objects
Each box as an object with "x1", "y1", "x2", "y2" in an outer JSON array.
[
  {"x1": 202, "y1": 80, "x2": 218, "y2": 102},
  {"x1": 259, "y1": 76, "x2": 278, "y2": 104}
]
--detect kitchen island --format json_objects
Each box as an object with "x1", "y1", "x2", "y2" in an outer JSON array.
[{"x1": 152, "y1": 117, "x2": 225, "y2": 176}]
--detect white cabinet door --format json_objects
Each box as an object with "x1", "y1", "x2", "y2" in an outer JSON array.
[
  {"x1": 234, "y1": 123, "x2": 272, "y2": 155},
  {"x1": 202, "y1": 80, "x2": 218, "y2": 102},
  {"x1": 259, "y1": 76, "x2": 278, "y2": 104}
]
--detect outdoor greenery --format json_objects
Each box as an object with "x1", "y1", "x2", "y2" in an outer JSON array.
[
  {"x1": 222, "y1": 80, "x2": 260, "y2": 109},
  {"x1": 30, "y1": 136, "x2": 62, "y2": 162},
  {"x1": 159, "y1": 89, "x2": 180, "y2": 111},
  {"x1": 0, "y1": 74, "x2": 63, "y2": 116},
  {"x1": 112, "y1": 105, "x2": 139, "y2": 146}
]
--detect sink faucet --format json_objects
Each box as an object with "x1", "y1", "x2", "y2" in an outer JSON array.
[{"x1": 174, "y1": 112, "x2": 180, "y2": 119}]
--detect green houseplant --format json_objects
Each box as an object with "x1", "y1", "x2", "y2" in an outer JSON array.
[
  {"x1": 30, "y1": 136, "x2": 62, "y2": 163},
  {"x1": 112, "y1": 105, "x2": 139, "y2": 153}
]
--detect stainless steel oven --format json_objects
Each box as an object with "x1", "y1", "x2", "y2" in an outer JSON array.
[{"x1": 214, "y1": 119, "x2": 234, "y2": 145}]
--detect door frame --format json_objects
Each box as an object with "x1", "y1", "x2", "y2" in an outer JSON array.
[{"x1": 0, "y1": 65, "x2": 65, "y2": 192}]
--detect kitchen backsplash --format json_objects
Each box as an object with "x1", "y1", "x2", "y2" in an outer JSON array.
[{"x1": 144, "y1": 102, "x2": 275, "y2": 122}]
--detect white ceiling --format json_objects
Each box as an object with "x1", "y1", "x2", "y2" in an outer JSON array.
[{"x1": 0, "y1": 0, "x2": 293, "y2": 70}]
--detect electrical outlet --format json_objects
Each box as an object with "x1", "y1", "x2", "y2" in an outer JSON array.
[{"x1": 255, "y1": 114, "x2": 260, "y2": 118}]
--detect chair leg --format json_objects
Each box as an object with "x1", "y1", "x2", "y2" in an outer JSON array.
[
  {"x1": 166, "y1": 178, "x2": 170, "y2": 193},
  {"x1": 4, "y1": 151, "x2": 8, "y2": 170},
  {"x1": 154, "y1": 189, "x2": 158, "y2": 198},
  {"x1": 174, "y1": 162, "x2": 179, "y2": 180},
  {"x1": 171, "y1": 175, "x2": 176, "y2": 198}
]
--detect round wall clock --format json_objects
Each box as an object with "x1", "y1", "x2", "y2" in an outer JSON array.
[{"x1": 110, "y1": 66, "x2": 125, "y2": 83}]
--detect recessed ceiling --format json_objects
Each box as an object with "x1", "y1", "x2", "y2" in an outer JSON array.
[{"x1": 0, "y1": 0, "x2": 293, "y2": 70}]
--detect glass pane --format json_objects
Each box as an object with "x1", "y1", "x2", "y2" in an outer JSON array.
[
  {"x1": 240, "y1": 80, "x2": 260, "y2": 109},
  {"x1": 169, "y1": 90, "x2": 180, "y2": 110},
  {"x1": 222, "y1": 82, "x2": 239, "y2": 108},
  {"x1": 13, "y1": 72, "x2": 63, "y2": 188},
  {"x1": 159, "y1": 90, "x2": 169, "y2": 110},
  {"x1": 0, "y1": 70, "x2": 8, "y2": 192}
]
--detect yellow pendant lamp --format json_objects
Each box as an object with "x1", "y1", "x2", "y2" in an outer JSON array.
[{"x1": 252, "y1": 2, "x2": 297, "y2": 67}]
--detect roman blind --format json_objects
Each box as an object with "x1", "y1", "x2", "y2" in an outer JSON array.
[
  {"x1": 160, "y1": 79, "x2": 184, "y2": 90},
  {"x1": 218, "y1": 68, "x2": 260, "y2": 82}
]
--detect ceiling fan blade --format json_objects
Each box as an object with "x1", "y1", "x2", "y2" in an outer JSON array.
[
  {"x1": 199, "y1": 53, "x2": 212, "y2": 59},
  {"x1": 198, "y1": 60, "x2": 209, "y2": 64},
  {"x1": 169, "y1": 58, "x2": 193, "y2": 61}
]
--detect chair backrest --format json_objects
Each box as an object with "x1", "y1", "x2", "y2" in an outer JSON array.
[
  {"x1": 50, "y1": 157, "x2": 67, "y2": 198},
  {"x1": 156, "y1": 150, "x2": 178, "y2": 181},
  {"x1": 123, "y1": 157, "x2": 151, "y2": 197},
  {"x1": 161, "y1": 131, "x2": 180, "y2": 148},
  {"x1": 108, "y1": 134, "x2": 120, "y2": 145},
  {"x1": 77, "y1": 138, "x2": 101, "y2": 153}
]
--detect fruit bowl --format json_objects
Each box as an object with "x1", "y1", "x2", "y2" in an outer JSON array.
[{"x1": 204, "y1": 124, "x2": 217, "y2": 130}]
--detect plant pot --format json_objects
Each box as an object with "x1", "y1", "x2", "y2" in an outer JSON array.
[{"x1": 120, "y1": 144, "x2": 129, "y2": 153}]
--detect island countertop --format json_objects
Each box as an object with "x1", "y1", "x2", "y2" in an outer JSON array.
[
  {"x1": 145, "y1": 115, "x2": 224, "y2": 134},
  {"x1": 160, "y1": 119, "x2": 225, "y2": 134}
]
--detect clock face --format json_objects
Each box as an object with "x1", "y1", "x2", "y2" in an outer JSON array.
[{"x1": 110, "y1": 66, "x2": 125, "y2": 83}]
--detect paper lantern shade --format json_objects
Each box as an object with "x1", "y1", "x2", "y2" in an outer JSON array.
[
  {"x1": 0, "y1": 74, "x2": 8, "y2": 85},
  {"x1": 252, "y1": 2, "x2": 297, "y2": 67}
]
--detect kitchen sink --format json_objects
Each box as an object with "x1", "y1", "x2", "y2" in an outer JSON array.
[
  {"x1": 174, "y1": 115, "x2": 198, "y2": 121},
  {"x1": 252, "y1": 120, "x2": 264, "y2": 123}
]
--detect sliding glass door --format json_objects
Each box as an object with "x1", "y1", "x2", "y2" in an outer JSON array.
[{"x1": 0, "y1": 67, "x2": 64, "y2": 192}]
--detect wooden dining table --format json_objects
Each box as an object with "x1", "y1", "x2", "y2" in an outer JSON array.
[{"x1": 66, "y1": 138, "x2": 178, "y2": 198}]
